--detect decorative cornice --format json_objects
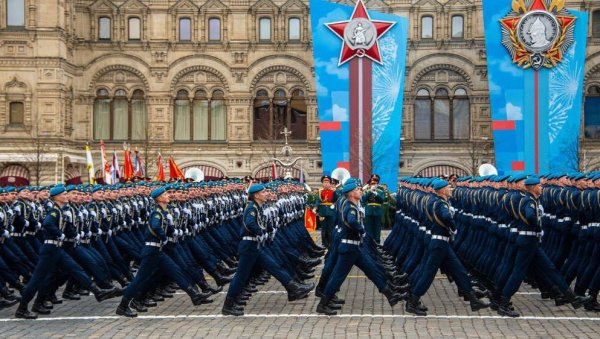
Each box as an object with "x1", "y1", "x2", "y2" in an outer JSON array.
[
  {"x1": 411, "y1": 63, "x2": 473, "y2": 90},
  {"x1": 250, "y1": 65, "x2": 310, "y2": 91},
  {"x1": 170, "y1": 65, "x2": 230, "y2": 92},
  {"x1": 89, "y1": 64, "x2": 150, "y2": 91}
]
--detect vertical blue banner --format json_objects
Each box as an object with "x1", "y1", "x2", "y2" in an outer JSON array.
[
  {"x1": 310, "y1": 0, "x2": 408, "y2": 190},
  {"x1": 482, "y1": 0, "x2": 588, "y2": 174}
]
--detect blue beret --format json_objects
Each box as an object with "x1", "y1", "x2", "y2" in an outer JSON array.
[
  {"x1": 248, "y1": 184, "x2": 265, "y2": 194},
  {"x1": 524, "y1": 176, "x2": 540, "y2": 185},
  {"x1": 342, "y1": 178, "x2": 358, "y2": 194},
  {"x1": 150, "y1": 186, "x2": 166, "y2": 199},
  {"x1": 432, "y1": 179, "x2": 449, "y2": 190},
  {"x1": 50, "y1": 185, "x2": 66, "y2": 197},
  {"x1": 91, "y1": 185, "x2": 103, "y2": 193},
  {"x1": 65, "y1": 185, "x2": 76, "y2": 192}
]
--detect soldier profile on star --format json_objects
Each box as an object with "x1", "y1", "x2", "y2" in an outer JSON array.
[{"x1": 527, "y1": 17, "x2": 551, "y2": 48}]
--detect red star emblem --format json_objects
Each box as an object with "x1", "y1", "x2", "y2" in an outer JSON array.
[{"x1": 326, "y1": 0, "x2": 395, "y2": 66}]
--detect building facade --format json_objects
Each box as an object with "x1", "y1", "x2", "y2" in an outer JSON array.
[{"x1": 0, "y1": 0, "x2": 599, "y2": 187}]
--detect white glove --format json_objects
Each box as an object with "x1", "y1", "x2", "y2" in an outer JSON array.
[
  {"x1": 80, "y1": 231, "x2": 85, "y2": 238},
  {"x1": 13, "y1": 205, "x2": 21, "y2": 215},
  {"x1": 97, "y1": 229, "x2": 103, "y2": 236},
  {"x1": 36, "y1": 222, "x2": 41, "y2": 229},
  {"x1": 9, "y1": 225, "x2": 14, "y2": 232},
  {"x1": 86, "y1": 231, "x2": 92, "y2": 238},
  {"x1": 1, "y1": 230, "x2": 9, "y2": 238},
  {"x1": 75, "y1": 234, "x2": 81, "y2": 241},
  {"x1": 194, "y1": 224, "x2": 199, "y2": 231},
  {"x1": 24, "y1": 220, "x2": 29, "y2": 227},
  {"x1": 108, "y1": 229, "x2": 113, "y2": 236},
  {"x1": 90, "y1": 211, "x2": 97, "y2": 218},
  {"x1": 111, "y1": 208, "x2": 117, "y2": 214},
  {"x1": 63, "y1": 210, "x2": 73, "y2": 222},
  {"x1": 116, "y1": 205, "x2": 123, "y2": 211},
  {"x1": 101, "y1": 208, "x2": 107, "y2": 217},
  {"x1": 138, "y1": 217, "x2": 142, "y2": 224},
  {"x1": 59, "y1": 234, "x2": 65, "y2": 241},
  {"x1": 166, "y1": 214, "x2": 173, "y2": 222}
]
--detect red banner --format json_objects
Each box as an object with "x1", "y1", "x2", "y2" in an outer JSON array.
[{"x1": 304, "y1": 207, "x2": 316, "y2": 232}]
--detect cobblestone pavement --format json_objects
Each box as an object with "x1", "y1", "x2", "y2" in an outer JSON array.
[{"x1": 1, "y1": 232, "x2": 599, "y2": 338}]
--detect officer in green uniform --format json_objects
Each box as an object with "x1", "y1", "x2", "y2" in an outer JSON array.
[
  {"x1": 314, "y1": 176, "x2": 338, "y2": 248},
  {"x1": 361, "y1": 174, "x2": 385, "y2": 243}
]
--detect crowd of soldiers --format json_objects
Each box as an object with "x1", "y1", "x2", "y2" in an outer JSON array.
[
  {"x1": 386, "y1": 173, "x2": 599, "y2": 317},
  {"x1": 0, "y1": 178, "x2": 323, "y2": 318},
  {"x1": 2, "y1": 170, "x2": 600, "y2": 318}
]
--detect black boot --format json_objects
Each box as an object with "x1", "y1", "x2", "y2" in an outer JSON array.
[
  {"x1": 467, "y1": 291, "x2": 490, "y2": 312},
  {"x1": 497, "y1": 296, "x2": 519, "y2": 317},
  {"x1": 213, "y1": 272, "x2": 234, "y2": 286},
  {"x1": 0, "y1": 297, "x2": 18, "y2": 309},
  {"x1": 185, "y1": 286, "x2": 213, "y2": 305},
  {"x1": 563, "y1": 288, "x2": 590, "y2": 309},
  {"x1": 15, "y1": 303, "x2": 37, "y2": 319},
  {"x1": 198, "y1": 279, "x2": 222, "y2": 295},
  {"x1": 222, "y1": 297, "x2": 244, "y2": 316},
  {"x1": 584, "y1": 291, "x2": 600, "y2": 312},
  {"x1": 90, "y1": 282, "x2": 117, "y2": 302},
  {"x1": 405, "y1": 295, "x2": 427, "y2": 316},
  {"x1": 130, "y1": 299, "x2": 148, "y2": 313},
  {"x1": 382, "y1": 283, "x2": 402, "y2": 307},
  {"x1": 62, "y1": 281, "x2": 81, "y2": 300},
  {"x1": 286, "y1": 280, "x2": 314, "y2": 302},
  {"x1": 331, "y1": 294, "x2": 345, "y2": 305},
  {"x1": 115, "y1": 298, "x2": 137, "y2": 317},
  {"x1": 32, "y1": 300, "x2": 51, "y2": 315},
  {"x1": 316, "y1": 296, "x2": 337, "y2": 315},
  {"x1": 49, "y1": 294, "x2": 63, "y2": 305}
]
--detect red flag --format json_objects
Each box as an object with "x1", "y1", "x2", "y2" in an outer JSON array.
[
  {"x1": 123, "y1": 144, "x2": 134, "y2": 179},
  {"x1": 155, "y1": 153, "x2": 165, "y2": 181},
  {"x1": 304, "y1": 207, "x2": 317, "y2": 232},
  {"x1": 169, "y1": 156, "x2": 185, "y2": 180}
]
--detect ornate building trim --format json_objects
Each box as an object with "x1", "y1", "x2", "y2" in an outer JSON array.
[
  {"x1": 249, "y1": 65, "x2": 311, "y2": 92},
  {"x1": 170, "y1": 65, "x2": 230, "y2": 92},
  {"x1": 88, "y1": 64, "x2": 150, "y2": 91}
]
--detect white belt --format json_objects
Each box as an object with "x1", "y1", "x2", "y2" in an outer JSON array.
[
  {"x1": 581, "y1": 226, "x2": 588, "y2": 230},
  {"x1": 10, "y1": 232, "x2": 22, "y2": 237},
  {"x1": 548, "y1": 215, "x2": 557, "y2": 220},
  {"x1": 242, "y1": 236, "x2": 258, "y2": 241},
  {"x1": 44, "y1": 240, "x2": 61, "y2": 246},
  {"x1": 589, "y1": 223, "x2": 600, "y2": 227},
  {"x1": 519, "y1": 231, "x2": 540, "y2": 237},
  {"x1": 558, "y1": 217, "x2": 571, "y2": 222},
  {"x1": 341, "y1": 239, "x2": 361, "y2": 245},
  {"x1": 25, "y1": 231, "x2": 36, "y2": 236},
  {"x1": 498, "y1": 224, "x2": 508, "y2": 228},
  {"x1": 418, "y1": 227, "x2": 426, "y2": 231},
  {"x1": 510, "y1": 228, "x2": 518, "y2": 233},
  {"x1": 145, "y1": 242, "x2": 161, "y2": 247},
  {"x1": 431, "y1": 235, "x2": 449, "y2": 242},
  {"x1": 167, "y1": 237, "x2": 177, "y2": 242},
  {"x1": 426, "y1": 230, "x2": 431, "y2": 235}
]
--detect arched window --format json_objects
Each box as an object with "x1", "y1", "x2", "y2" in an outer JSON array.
[
  {"x1": 9, "y1": 102, "x2": 24, "y2": 125},
  {"x1": 253, "y1": 88, "x2": 307, "y2": 141},
  {"x1": 99, "y1": 17, "x2": 111, "y2": 40},
  {"x1": 6, "y1": 0, "x2": 25, "y2": 27},
  {"x1": 414, "y1": 87, "x2": 470, "y2": 140},
  {"x1": 112, "y1": 89, "x2": 129, "y2": 140},
  {"x1": 421, "y1": 16, "x2": 433, "y2": 39},
  {"x1": 208, "y1": 17, "x2": 221, "y2": 41},
  {"x1": 128, "y1": 17, "x2": 141, "y2": 40},
  {"x1": 273, "y1": 89, "x2": 288, "y2": 139},
  {"x1": 253, "y1": 89, "x2": 270, "y2": 140},
  {"x1": 179, "y1": 17, "x2": 191, "y2": 41},
  {"x1": 414, "y1": 89, "x2": 431, "y2": 140},
  {"x1": 93, "y1": 88, "x2": 147, "y2": 141},
  {"x1": 259, "y1": 17, "x2": 271, "y2": 41},
  {"x1": 174, "y1": 89, "x2": 227, "y2": 141},
  {"x1": 174, "y1": 89, "x2": 190, "y2": 140},
  {"x1": 593, "y1": 11, "x2": 600, "y2": 38},
  {"x1": 290, "y1": 89, "x2": 307, "y2": 140},
  {"x1": 210, "y1": 89, "x2": 226, "y2": 140},
  {"x1": 289, "y1": 17, "x2": 301, "y2": 41},
  {"x1": 585, "y1": 85, "x2": 600, "y2": 139},
  {"x1": 453, "y1": 88, "x2": 470, "y2": 139},
  {"x1": 131, "y1": 89, "x2": 146, "y2": 140},
  {"x1": 451, "y1": 15, "x2": 464, "y2": 39},
  {"x1": 93, "y1": 89, "x2": 110, "y2": 140}
]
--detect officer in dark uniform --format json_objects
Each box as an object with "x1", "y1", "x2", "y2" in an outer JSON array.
[
  {"x1": 361, "y1": 174, "x2": 385, "y2": 243},
  {"x1": 316, "y1": 178, "x2": 403, "y2": 315},
  {"x1": 15, "y1": 185, "x2": 116, "y2": 319},
  {"x1": 406, "y1": 179, "x2": 489, "y2": 316},
  {"x1": 116, "y1": 186, "x2": 212, "y2": 317},
  {"x1": 314, "y1": 175, "x2": 338, "y2": 248},
  {"x1": 222, "y1": 183, "x2": 314, "y2": 316}
]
